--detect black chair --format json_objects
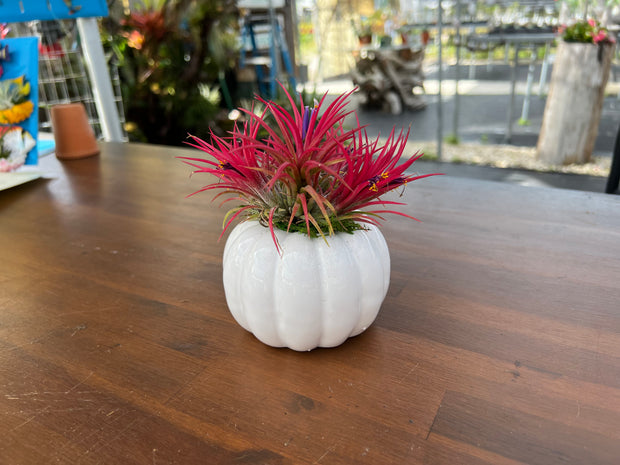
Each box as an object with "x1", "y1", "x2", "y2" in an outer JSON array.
[{"x1": 606, "y1": 124, "x2": 620, "y2": 194}]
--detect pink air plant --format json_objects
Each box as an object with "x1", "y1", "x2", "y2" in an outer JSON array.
[{"x1": 179, "y1": 86, "x2": 441, "y2": 251}]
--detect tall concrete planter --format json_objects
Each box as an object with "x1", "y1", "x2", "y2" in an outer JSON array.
[{"x1": 537, "y1": 41, "x2": 614, "y2": 165}]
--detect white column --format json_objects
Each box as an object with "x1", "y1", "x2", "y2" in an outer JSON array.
[{"x1": 76, "y1": 17, "x2": 124, "y2": 142}]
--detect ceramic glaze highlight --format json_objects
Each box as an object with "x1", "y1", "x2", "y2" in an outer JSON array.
[{"x1": 222, "y1": 221, "x2": 390, "y2": 351}]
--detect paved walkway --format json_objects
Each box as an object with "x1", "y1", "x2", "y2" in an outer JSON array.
[{"x1": 307, "y1": 62, "x2": 619, "y2": 194}]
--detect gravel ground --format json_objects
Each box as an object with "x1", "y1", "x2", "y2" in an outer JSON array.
[{"x1": 410, "y1": 141, "x2": 612, "y2": 178}]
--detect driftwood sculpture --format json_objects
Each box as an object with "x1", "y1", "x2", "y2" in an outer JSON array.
[{"x1": 351, "y1": 46, "x2": 426, "y2": 115}]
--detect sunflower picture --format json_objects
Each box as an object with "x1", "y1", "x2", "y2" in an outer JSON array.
[{"x1": 0, "y1": 75, "x2": 34, "y2": 124}]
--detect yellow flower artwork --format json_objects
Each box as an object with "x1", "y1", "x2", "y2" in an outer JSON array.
[{"x1": 0, "y1": 75, "x2": 34, "y2": 124}]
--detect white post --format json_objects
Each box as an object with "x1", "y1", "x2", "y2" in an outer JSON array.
[
  {"x1": 504, "y1": 44, "x2": 519, "y2": 143},
  {"x1": 538, "y1": 42, "x2": 550, "y2": 96},
  {"x1": 436, "y1": 0, "x2": 443, "y2": 161},
  {"x1": 76, "y1": 17, "x2": 124, "y2": 142},
  {"x1": 469, "y1": 49, "x2": 476, "y2": 79},
  {"x1": 520, "y1": 47, "x2": 536, "y2": 122}
]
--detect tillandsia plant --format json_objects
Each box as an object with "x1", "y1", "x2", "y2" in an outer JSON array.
[
  {"x1": 559, "y1": 18, "x2": 616, "y2": 45},
  {"x1": 180, "y1": 86, "x2": 439, "y2": 251}
]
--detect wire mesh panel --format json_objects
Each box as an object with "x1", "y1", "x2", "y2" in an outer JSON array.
[
  {"x1": 13, "y1": 19, "x2": 126, "y2": 140},
  {"x1": 38, "y1": 50, "x2": 100, "y2": 134}
]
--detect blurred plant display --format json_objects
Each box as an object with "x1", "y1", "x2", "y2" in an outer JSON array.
[
  {"x1": 559, "y1": 18, "x2": 616, "y2": 44},
  {"x1": 102, "y1": 0, "x2": 239, "y2": 145}
]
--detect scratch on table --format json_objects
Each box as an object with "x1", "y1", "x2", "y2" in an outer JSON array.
[
  {"x1": 313, "y1": 441, "x2": 340, "y2": 464},
  {"x1": 5, "y1": 371, "x2": 96, "y2": 401},
  {"x1": 163, "y1": 365, "x2": 208, "y2": 405},
  {"x1": 56, "y1": 304, "x2": 120, "y2": 318},
  {"x1": 4, "y1": 391, "x2": 43, "y2": 399},
  {"x1": 10, "y1": 406, "x2": 51, "y2": 432},
  {"x1": 9, "y1": 415, "x2": 36, "y2": 432},
  {"x1": 5, "y1": 390, "x2": 98, "y2": 400},
  {"x1": 55, "y1": 409, "x2": 134, "y2": 460},
  {"x1": 83, "y1": 418, "x2": 140, "y2": 456},
  {"x1": 0, "y1": 329, "x2": 58, "y2": 353},
  {"x1": 70, "y1": 324, "x2": 88, "y2": 337},
  {"x1": 576, "y1": 400, "x2": 581, "y2": 418},
  {"x1": 65, "y1": 371, "x2": 94, "y2": 395},
  {"x1": 397, "y1": 362, "x2": 419, "y2": 384}
]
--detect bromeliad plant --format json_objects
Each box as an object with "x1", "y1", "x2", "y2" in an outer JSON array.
[
  {"x1": 559, "y1": 18, "x2": 616, "y2": 45},
  {"x1": 180, "y1": 87, "x2": 438, "y2": 250}
]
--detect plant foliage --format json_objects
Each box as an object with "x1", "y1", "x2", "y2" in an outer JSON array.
[
  {"x1": 560, "y1": 18, "x2": 616, "y2": 45},
  {"x1": 179, "y1": 86, "x2": 440, "y2": 251},
  {"x1": 101, "y1": 0, "x2": 238, "y2": 145}
]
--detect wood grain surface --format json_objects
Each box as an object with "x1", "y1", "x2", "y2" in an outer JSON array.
[{"x1": 1, "y1": 142, "x2": 619, "y2": 464}]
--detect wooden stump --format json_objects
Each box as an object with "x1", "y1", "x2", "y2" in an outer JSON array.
[{"x1": 536, "y1": 41, "x2": 614, "y2": 165}]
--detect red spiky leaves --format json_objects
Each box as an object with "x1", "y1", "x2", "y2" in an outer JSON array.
[{"x1": 179, "y1": 85, "x2": 440, "y2": 250}]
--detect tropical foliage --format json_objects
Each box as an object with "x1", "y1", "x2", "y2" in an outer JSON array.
[
  {"x1": 180, "y1": 87, "x2": 439, "y2": 251},
  {"x1": 101, "y1": 0, "x2": 238, "y2": 145}
]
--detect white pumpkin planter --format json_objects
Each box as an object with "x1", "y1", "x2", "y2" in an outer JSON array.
[{"x1": 222, "y1": 221, "x2": 391, "y2": 351}]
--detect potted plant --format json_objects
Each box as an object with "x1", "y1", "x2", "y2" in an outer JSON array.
[
  {"x1": 537, "y1": 19, "x2": 615, "y2": 165},
  {"x1": 352, "y1": 10, "x2": 385, "y2": 45},
  {"x1": 180, "y1": 87, "x2": 439, "y2": 351}
]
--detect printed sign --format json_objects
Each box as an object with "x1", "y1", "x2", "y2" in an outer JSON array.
[
  {"x1": 0, "y1": 1, "x2": 108, "y2": 23},
  {"x1": 0, "y1": 37, "x2": 39, "y2": 172}
]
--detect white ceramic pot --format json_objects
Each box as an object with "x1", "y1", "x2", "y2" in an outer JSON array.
[{"x1": 222, "y1": 221, "x2": 390, "y2": 351}]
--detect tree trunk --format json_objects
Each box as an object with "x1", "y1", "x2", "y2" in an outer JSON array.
[{"x1": 536, "y1": 41, "x2": 614, "y2": 165}]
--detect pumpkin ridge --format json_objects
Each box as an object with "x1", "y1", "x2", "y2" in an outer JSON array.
[
  {"x1": 222, "y1": 222, "x2": 252, "y2": 330},
  {"x1": 245, "y1": 223, "x2": 284, "y2": 346},
  {"x1": 316, "y1": 236, "x2": 328, "y2": 348},
  {"x1": 262, "y1": 226, "x2": 285, "y2": 347},
  {"x1": 342, "y1": 231, "x2": 365, "y2": 342},
  {"x1": 372, "y1": 226, "x2": 391, "y2": 297},
  {"x1": 272, "y1": 227, "x2": 288, "y2": 347},
  {"x1": 341, "y1": 231, "x2": 364, "y2": 340},
  {"x1": 351, "y1": 226, "x2": 390, "y2": 335}
]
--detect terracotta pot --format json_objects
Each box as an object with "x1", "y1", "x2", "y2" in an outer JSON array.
[
  {"x1": 50, "y1": 103, "x2": 99, "y2": 160},
  {"x1": 358, "y1": 34, "x2": 372, "y2": 45},
  {"x1": 421, "y1": 30, "x2": 430, "y2": 46}
]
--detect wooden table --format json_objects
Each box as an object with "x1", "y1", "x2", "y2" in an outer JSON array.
[{"x1": 2, "y1": 142, "x2": 620, "y2": 464}]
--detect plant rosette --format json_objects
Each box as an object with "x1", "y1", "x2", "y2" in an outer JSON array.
[{"x1": 180, "y1": 87, "x2": 440, "y2": 350}]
